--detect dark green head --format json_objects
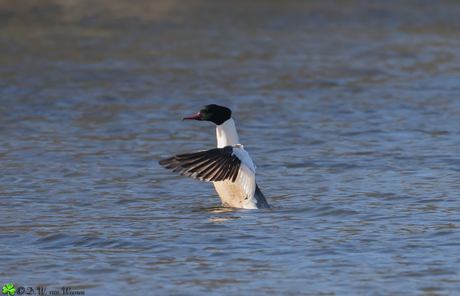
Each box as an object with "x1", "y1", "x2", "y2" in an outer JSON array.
[{"x1": 182, "y1": 104, "x2": 232, "y2": 126}]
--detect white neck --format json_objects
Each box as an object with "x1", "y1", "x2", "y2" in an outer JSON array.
[{"x1": 216, "y1": 118, "x2": 240, "y2": 148}]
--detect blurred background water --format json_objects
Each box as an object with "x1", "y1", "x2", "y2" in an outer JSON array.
[{"x1": 1, "y1": 0, "x2": 460, "y2": 295}]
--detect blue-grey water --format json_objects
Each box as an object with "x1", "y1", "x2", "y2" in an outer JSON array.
[{"x1": 1, "y1": 1, "x2": 460, "y2": 295}]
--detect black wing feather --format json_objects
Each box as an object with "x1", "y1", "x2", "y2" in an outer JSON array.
[{"x1": 159, "y1": 146, "x2": 242, "y2": 183}]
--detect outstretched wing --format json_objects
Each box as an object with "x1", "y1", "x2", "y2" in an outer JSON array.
[{"x1": 159, "y1": 145, "x2": 242, "y2": 182}]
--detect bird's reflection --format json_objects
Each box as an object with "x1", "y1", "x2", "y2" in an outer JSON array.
[{"x1": 200, "y1": 206, "x2": 249, "y2": 223}]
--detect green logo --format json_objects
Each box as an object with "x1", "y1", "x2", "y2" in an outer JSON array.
[{"x1": 2, "y1": 284, "x2": 15, "y2": 296}]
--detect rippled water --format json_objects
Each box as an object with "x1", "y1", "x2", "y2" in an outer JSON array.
[{"x1": 1, "y1": 1, "x2": 460, "y2": 295}]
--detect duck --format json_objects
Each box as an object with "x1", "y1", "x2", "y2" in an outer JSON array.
[{"x1": 159, "y1": 104, "x2": 270, "y2": 209}]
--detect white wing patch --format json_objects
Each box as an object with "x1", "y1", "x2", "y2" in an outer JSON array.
[{"x1": 232, "y1": 145, "x2": 256, "y2": 203}]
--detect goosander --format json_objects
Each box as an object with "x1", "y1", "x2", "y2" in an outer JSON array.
[{"x1": 159, "y1": 104, "x2": 270, "y2": 209}]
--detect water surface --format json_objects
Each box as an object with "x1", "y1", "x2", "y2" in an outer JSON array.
[{"x1": 1, "y1": 0, "x2": 460, "y2": 295}]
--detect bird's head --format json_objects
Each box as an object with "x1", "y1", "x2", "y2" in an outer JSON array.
[{"x1": 182, "y1": 104, "x2": 232, "y2": 126}]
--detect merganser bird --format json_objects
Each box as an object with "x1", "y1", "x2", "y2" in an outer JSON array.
[{"x1": 159, "y1": 104, "x2": 270, "y2": 209}]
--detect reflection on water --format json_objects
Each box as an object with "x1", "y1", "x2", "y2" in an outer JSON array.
[{"x1": 2, "y1": 0, "x2": 460, "y2": 295}]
